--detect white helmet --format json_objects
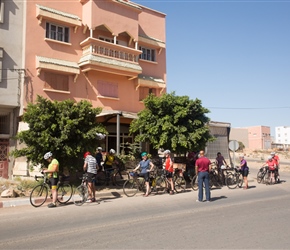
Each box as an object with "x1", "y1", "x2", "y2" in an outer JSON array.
[
  {"x1": 270, "y1": 152, "x2": 275, "y2": 156},
  {"x1": 164, "y1": 150, "x2": 171, "y2": 155},
  {"x1": 109, "y1": 149, "x2": 116, "y2": 154},
  {"x1": 97, "y1": 147, "x2": 102, "y2": 151},
  {"x1": 268, "y1": 155, "x2": 272, "y2": 160},
  {"x1": 44, "y1": 151, "x2": 52, "y2": 160}
]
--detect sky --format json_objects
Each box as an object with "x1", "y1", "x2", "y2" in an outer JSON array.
[{"x1": 134, "y1": 0, "x2": 290, "y2": 135}]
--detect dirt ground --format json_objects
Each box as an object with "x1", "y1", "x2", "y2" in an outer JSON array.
[{"x1": 231, "y1": 148, "x2": 290, "y2": 172}]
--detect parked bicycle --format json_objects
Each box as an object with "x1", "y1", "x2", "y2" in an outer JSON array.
[
  {"x1": 95, "y1": 163, "x2": 129, "y2": 187},
  {"x1": 225, "y1": 166, "x2": 243, "y2": 189},
  {"x1": 173, "y1": 168, "x2": 186, "y2": 193},
  {"x1": 257, "y1": 165, "x2": 268, "y2": 184},
  {"x1": 72, "y1": 173, "x2": 91, "y2": 206},
  {"x1": 123, "y1": 168, "x2": 167, "y2": 197},
  {"x1": 191, "y1": 163, "x2": 226, "y2": 191},
  {"x1": 30, "y1": 172, "x2": 73, "y2": 207}
]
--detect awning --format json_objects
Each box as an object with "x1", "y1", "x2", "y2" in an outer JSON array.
[{"x1": 96, "y1": 110, "x2": 138, "y2": 119}]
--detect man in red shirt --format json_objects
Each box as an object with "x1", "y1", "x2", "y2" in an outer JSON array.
[{"x1": 195, "y1": 150, "x2": 211, "y2": 202}]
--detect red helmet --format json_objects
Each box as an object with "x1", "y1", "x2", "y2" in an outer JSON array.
[{"x1": 84, "y1": 152, "x2": 90, "y2": 158}]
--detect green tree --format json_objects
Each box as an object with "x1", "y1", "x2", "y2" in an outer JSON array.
[
  {"x1": 130, "y1": 92, "x2": 214, "y2": 154},
  {"x1": 12, "y1": 96, "x2": 107, "y2": 171}
]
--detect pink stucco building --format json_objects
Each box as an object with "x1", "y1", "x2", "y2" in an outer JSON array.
[{"x1": 12, "y1": 0, "x2": 166, "y2": 176}]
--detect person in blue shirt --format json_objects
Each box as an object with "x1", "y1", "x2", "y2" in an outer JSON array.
[{"x1": 133, "y1": 152, "x2": 154, "y2": 197}]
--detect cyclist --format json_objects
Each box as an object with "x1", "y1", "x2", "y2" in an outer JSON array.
[
  {"x1": 239, "y1": 155, "x2": 249, "y2": 189},
  {"x1": 271, "y1": 152, "x2": 280, "y2": 183},
  {"x1": 83, "y1": 151, "x2": 97, "y2": 202},
  {"x1": 103, "y1": 149, "x2": 117, "y2": 185},
  {"x1": 163, "y1": 150, "x2": 174, "y2": 195},
  {"x1": 43, "y1": 152, "x2": 59, "y2": 208},
  {"x1": 133, "y1": 152, "x2": 155, "y2": 197},
  {"x1": 95, "y1": 147, "x2": 103, "y2": 170},
  {"x1": 263, "y1": 155, "x2": 277, "y2": 184},
  {"x1": 215, "y1": 152, "x2": 228, "y2": 184}
]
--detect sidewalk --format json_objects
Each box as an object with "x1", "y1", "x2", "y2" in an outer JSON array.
[
  {"x1": 0, "y1": 186, "x2": 124, "y2": 209},
  {"x1": 0, "y1": 173, "x2": 258, "y2": 209}
]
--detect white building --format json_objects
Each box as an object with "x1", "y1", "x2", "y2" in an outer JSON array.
[{"x1": 275, "y1": 126, "x2": 290, "y2": 148}]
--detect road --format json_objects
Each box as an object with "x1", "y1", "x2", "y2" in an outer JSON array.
[{"x1": 1, "y1": 172, "x2": 290, "y2": 249}]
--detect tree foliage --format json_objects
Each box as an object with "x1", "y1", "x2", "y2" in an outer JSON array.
[
  {"x1": 12, "y1": 96, "x2": 107, "y2": 170},
  {"x1": 130, "y1": 92, "x2": 214, "y2": 154}
]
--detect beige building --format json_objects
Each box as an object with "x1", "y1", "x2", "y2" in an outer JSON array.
[{"x1": 230, "y1": 126, "x2": 271, "y2": 150}]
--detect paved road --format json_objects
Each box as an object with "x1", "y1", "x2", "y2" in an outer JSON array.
[{"x1": 0, "y1": 171, "x2": 290, "y2": 249}]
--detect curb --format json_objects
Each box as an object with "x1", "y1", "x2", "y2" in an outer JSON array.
[
  {"x1": 0, "y1": 178, "x2": 257, "y2": 209},
  {"x1": 0, "y1": 189, "x2": 123, "y2": 209}
]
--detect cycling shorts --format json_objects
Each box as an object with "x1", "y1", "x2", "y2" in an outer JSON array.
[
  {"x1": 241, "y1": 169, "x2": 249, "y2": 177},
  {"x1": 87, "y1": 172, "x2": 96, "y2": 183},
  {"x1": 139, "y1": 172, "x2": 150, "y2": 182},
  {"x1": 49, "y1": 177, "x2": 59, "y2": 190},
  {"x1": 166, "y1": 171, "x2": 173, "y2": 178}
]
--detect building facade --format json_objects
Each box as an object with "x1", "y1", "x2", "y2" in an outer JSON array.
[
  {"x1": 2, "y1": 0, "x2": 167, "y2": 178},
  {"x1": 275, "y1": 126, "x2": 290, "y2": 149},
  {"x1": 0, "y1": 0, "x2": 26, "y2": 178},
  {"x1": 230, "y1": 126, "x2": 271, "y2": 150}
]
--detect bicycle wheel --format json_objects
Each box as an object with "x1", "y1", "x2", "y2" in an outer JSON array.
[
  {"x1": 95, "y1": 171, "x2": 106, "y2": 187},
  {"x1": 57, "y1": 183, "x2": 73, "y2": 204},
  {"x1": 72, "y1": 185, "x2": 88, "y2": 206},
  {"x1": 123, "y1": 179, "x2": 138, "y2": 197},
  {"x1": 257, "y1": 169, "x2": 264, "y2": 183},
  {"x1": 225, "y1": 173, "x2": 239, "y2": 189},
  {"x1": 238, "y1": 175, "x2": 244, "y2": 188},
  {"x1": 30, "y1": 184, "x2": 48, "y2": 207},
  {"x1": 155, "y1": 176, "x2": 166, "y2": 194},
  {"x1": 174, "y1": 176, "x2": 186, "y2": 193},
  {"x1": 113, "y1": 170, "x2": 130, "y2": 187},
  {"x1": 191, "y1": 175, "x2": 198, "y2": 191}
]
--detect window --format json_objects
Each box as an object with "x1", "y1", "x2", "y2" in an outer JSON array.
[
  {"x1": 139, "y1": 87, "x2": 156, "y2": 101},
  {"x1": 44, "y1": 72, "x2": 69, "y2": 91},
  {"x1": 139, "y1": 46, "x2": 156, "y2": 62},
  {"x1": 99, "y1": 36, "x2": 119, "y2": 44},
  {"x1": 0, "y1": 0, "x2": 4, "y2": 23},
  {"x1": 0, "y1": 114, "x2": 10, "y2": 134},
  {"x1": 97, "y1": 80, "x2": 118, "y2": 98},
  {"x1": 46, "y1": 22, "x2": 69, "y2": 43}
]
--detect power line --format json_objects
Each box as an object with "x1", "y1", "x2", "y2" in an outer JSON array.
[{"x1": 207, "y1": 107, "x2": 290, "y2": 110}]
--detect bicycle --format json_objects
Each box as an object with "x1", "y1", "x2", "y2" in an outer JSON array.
[
  {"x1": 173, "y1": 168, "x2": 186, "y2": 193},
  {"x1": 72, "y1": 173, "x2": 91, "y2": 206},
  {"x1": 209, "y1": 165, "x2": 223, "y2": 189},
  {"x1": 30, "y1": 172, "x2": 73, "y2": 207},
  {"x1": 225, "y1": 166, "x2": 243, "y2": 189},
  {"x1": 95, "y1": 164, "x2": 129, "y2": 187},
  {"x1": 257, "y1": 166, "x2": 268, "y2": 184},
  {"x1": 123, "y1": 168, "x2": 166, "y2": 197},
  {"x1": 191, "y1": 164, "x2": 225, "y2": 191}
]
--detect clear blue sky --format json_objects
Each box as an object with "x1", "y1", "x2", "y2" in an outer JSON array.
[{"x1": 134, "y1": 0, "x2": 290, "y2": 135}]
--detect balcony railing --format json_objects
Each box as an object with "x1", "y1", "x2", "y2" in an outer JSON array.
[{"x1": 80, "y1": 37, "x2": 141, "y2": 63}]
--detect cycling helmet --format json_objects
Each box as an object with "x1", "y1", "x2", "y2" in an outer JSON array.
[
  {"x1": 97, "y1": 147, "x2": 102, "y2": 151},
  {"x1": 268, "y1": 155, "x2": 272, "y2": 160},
  {"x1": 84, "y1": 152, "x2": 90, "y2": 158},
  {"x1": 44, "y1": 152, "x2": 52, "y2": 160},
  {"x1": 164, "y1": 150, "x2": 171, "y2": 155},
  {"x1": 270, "y1": 152, "x2": 275, "y2": 156},
  {"x1": 141, "y1": 152, "x2": 147, "y2": 157},
  {"x1": 239, "y1": 155, "x2": 244, "y2": 159},
  {"x1": 109, "y1": 149, "x2": 116, "y2": 154}
]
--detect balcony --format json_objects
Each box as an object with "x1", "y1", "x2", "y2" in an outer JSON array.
[{"x1": 78, "y1": 37, "x2": 142, "y2": 79}]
